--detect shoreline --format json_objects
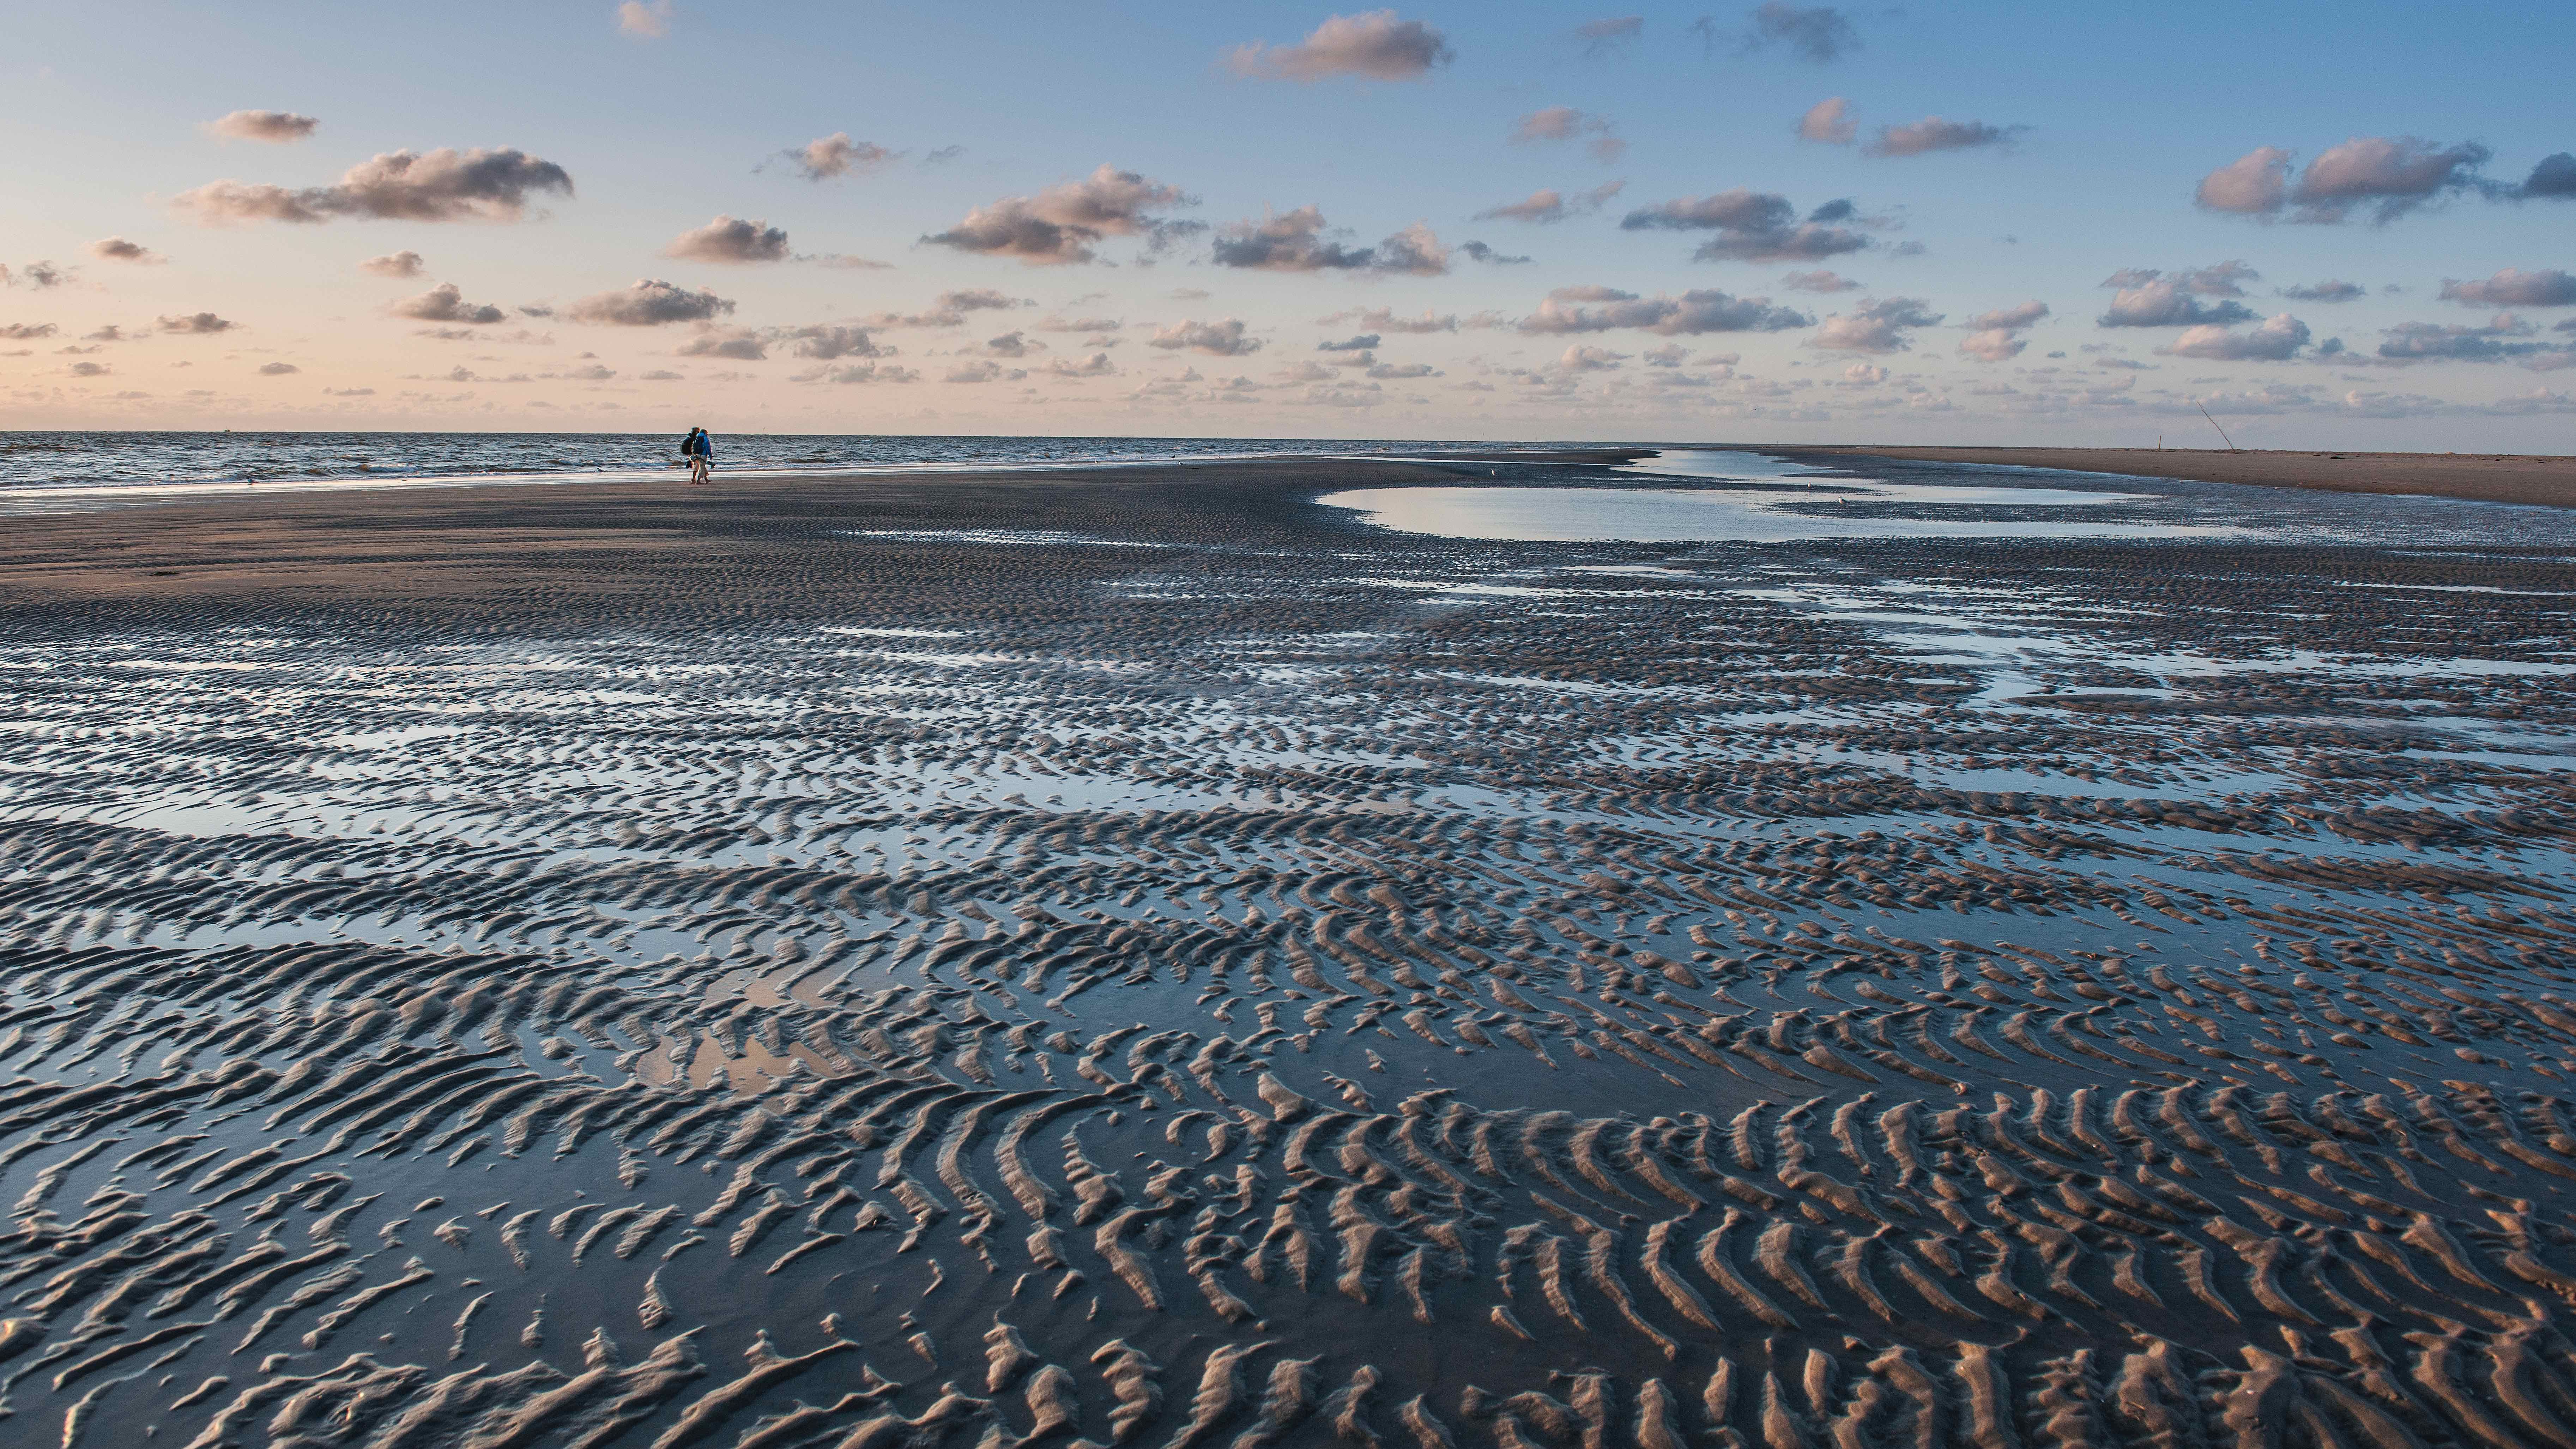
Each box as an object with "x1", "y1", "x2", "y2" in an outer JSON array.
[
  {"x1": 1782, "y1": 442, "x2": 2576, "y2": 508},
  {"x1": 0, "y1": 443, "x2": 1644, "y2": 518}
]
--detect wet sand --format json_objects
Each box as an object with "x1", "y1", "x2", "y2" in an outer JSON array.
[
  {"x1": 6, "y1": 450, "x2": 2576, "y2": 1449},
  {"x1": 1796, "y1": 443, "x2": 2576, "y2": 508}
]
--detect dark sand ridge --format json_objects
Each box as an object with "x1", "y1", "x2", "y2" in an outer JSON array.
[
  {"x1": 3, "y1": 451, "x2": 2576, "y2": 1449},
  {"x1": 1788, "y1": 444, "x2": 2576, "y2": 509}
]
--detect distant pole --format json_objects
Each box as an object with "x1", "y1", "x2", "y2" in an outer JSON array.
[{"x1": 2196, "y1": 403, "x2": 2239, "y2": 453}]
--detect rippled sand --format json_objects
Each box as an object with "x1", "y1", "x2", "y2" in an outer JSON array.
[{"x1": 5, "y1": 453, "x2": 2576, "y2": 1449}]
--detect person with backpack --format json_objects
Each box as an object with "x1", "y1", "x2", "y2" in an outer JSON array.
[{"x1": 680, "y1": 427, "x2": 713, "y2": 484}]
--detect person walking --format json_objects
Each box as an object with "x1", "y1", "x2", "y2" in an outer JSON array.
[{"x1": 680, "y1": 426, "x2": 713, "y2": 484}]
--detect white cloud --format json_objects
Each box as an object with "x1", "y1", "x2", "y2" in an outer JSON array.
[
  {"x1": 204, "y1": 110, "x2": 318, "y2": 143},
  {"x1": 776, "y1": 133, "x2": 896, "y2": 181},
  {"x1": 1809, "y1": 296, "x2": 1942, "y2": 352},
  {"x1": 2158, "y1": 312, "x2": 2312, "y2": 361},
  {"x1": 1796, "y1": 97, "x2": 1855, "y2": 145},
  {"x1": 617, "y1": 1, "x2": 673, "y2": 39},
  {"x1": 1863, "y1": 117, "x2": 2023, "y2": 158},
  {"x1": 664, "y1": 215, "x2": 791, "y2": 264},
  {"x1": 923, "y1": 165, "x2": 1196, "y2": 265},
  {"x1": 567, "y1": 279, "x2": 733, "y2": 326},
  {"x1": 1149, "y1": 319, "x2": 1262, "y2": 355},
  {"x1": 1519, "y1": 286, "x2": 1809, "y2": 336},
  {"x1": 1225, "y1": 12, "x2": 1453, "y2": 81},
  {"x1": 177, "y1": 148, "x2": 574, "y2": 225}
]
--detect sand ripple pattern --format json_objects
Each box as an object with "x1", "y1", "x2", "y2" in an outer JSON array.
[{"x1": 5, "y1": 464, "x2": 2576, "y2": 1449}]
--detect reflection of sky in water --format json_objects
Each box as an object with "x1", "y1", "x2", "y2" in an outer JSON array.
[
  {"x1": 1318, "y1": 484, "x2": 2246, "y2": 543},
  {"x1": 1326, "y1": 447, "x2": 2576, "y2": 551}
]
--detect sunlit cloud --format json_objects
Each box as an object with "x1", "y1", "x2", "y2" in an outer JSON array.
[
  {"x1": 1224, "y1": 12, "x2": 1453, "y2": 81},
  {"x1": 177, "y1": 148, "x2": 574, "y2": 225}
]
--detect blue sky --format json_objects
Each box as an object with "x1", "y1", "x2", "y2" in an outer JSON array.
[{"x1": 5, "y1": 1, "x2": 2573, "y2": 445}]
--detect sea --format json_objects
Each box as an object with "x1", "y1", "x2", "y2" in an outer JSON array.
[{"x1": 0, "y1": 431, "x2": 1546, "y2": 500}]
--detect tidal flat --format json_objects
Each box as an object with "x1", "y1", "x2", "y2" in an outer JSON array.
[{"x1": 4, "y1": 448, "x2": 2576, "y2": 1449}]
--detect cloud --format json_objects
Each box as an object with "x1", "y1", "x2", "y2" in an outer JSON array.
[
  {"x1": 1049, "y1": 352, "x2": 1118, "y2": 377},
  {"x1": 1519, "y1": 285, "x2": 1810, "y2": 335},
  {"x1": 1576, "y1": 16, "x2": 1643, "y2": 53},
  {"x1": 2376, "y1": 314, "x2": 2574, "y2": 367},
  {"x1": 923, "y1": 146, "x2": 967, "y2": 167},
  {"x1": 982, "y1": 330, "x2": 1039, "y2": 357},
  {"x1": 2439, "y1": 268, "x2": 2576, "y2": 308},
  {"x1": 88, "y1": 236, "x2": 160, "y2": 263},
  {"x1": 205, "y1": 110, "x2": 318, "y2": 143},
  {"x1": 864, "y1": 289, "x2": 1027, "y2": 327},
  {"x1": 1796, "y1": 97, "x2": 1855, "y2": 145},
  {"x1": 676, "y1": 327, "x2": 768, "y2": 360},
  {"x1": 775, "y1": 133, "x2": 896, "y2": 181},
  {"x1": 1150, "y1": 318, "x2": 1261, "y2": 355},
  {"x1": 1368, "y1": 361, "x2": 1437, "y2": 379},
  {"x1": 665, "y1": 215, "x2": 791, "y2": 264},
  {"x1": 566, "y1": 279, "x2": 733, "y2": 325},
  {"x1": 1809, "y1": 295, "x2": 1941, "y2": 352},
  {"x1": 2159, "y1": 312, "x2": 2312, "y2": 361},
  {"x1": 391, "y1": 283, "x2": 505, "y2": 325},
  {"x1": 2, "y1": 261, "x2": 68, "y2": 289},
  {"x1": 2194, "y1": 146, "x2": 2291, "y2": 215},
  {"x1": 1555, "y1": 345, "x2": 1627, "y2": 372},
  {"x1": 68, "y1": 361, "x2": 109, "y2": 377},
  {"x1": 802, "y1": 362, "x2": 920, "y2": 385},
  {"x1": 946, "y1": 360, "x2": 1026, "y2": 383},
  {"x1": 1457, "y1": 241, "x2": 1531, "y2": 265},
  {"x1": 176, "y1": 147, "x2": 574, "y2": 224},
  {"x1": 1319, "y1": 334, "x2": 1380, "y2": 351},
  {"x1": 777, "y1": 324, "x2": 879, "y2": 360},
  {"x1": 2199, "y1": 137, "x2": 2502, "y2": 224},
  {"x1": 257, "y1": 362, "x2": 299, "y2": 375},
  {"x1": 1735, "y1": 4, "x2": 1860, "y2": 63},
  {"x1": 2523, "y1": 154, "x2": 2576, "y2": 200},
  {"x1": 1511, "y1": 107, "x2": 1625, "y2": 163},
  {"x1": 1374, "y1": 222, "x2": 1451, "y2": 275},
  {"x1": 2278, "y1": 279, "x2": 2364, "y2": 303},
  {"x1": 157, "y1": 312, "x2": 234, "y2": 334},
  {"x1": 1211, "y1": 208, "x2": 1450, "y2": 274},
  {"x1": 359, "y1": 250, "x2": 425, "y2": 278},
  {"x1": 1476, "y1": 180, "x2": 1624, "y2": 224},
  {"x1": 1321, "y1": 306, "x2": 1457, "y2": 333},
  {"x1": 1038, "y1": 314, "x2": 1120, "y2": 332},
  {"x1": 1779, "y1": 269, "x2": 1859, "y2": 293},
  {"x1": 638, "y1": 370, "x2": 682, "y2": 380},
  {"x1": 1224, "y1": 11, "x2": 1453, "y2": 81},
  {"x1": 1863, "y1": 116, "x2": 2024, "y2": 158},
  {"x1": 0, "y1": 323, "x2": 55, "y2": 340},
  {"x1": 2294, "y1": 137, "x2": 2495, "y2": 223},
  {"x1": 923, "y1": 164, "x2": 1196, "y2": 265},
  {"x1": 2096, "y1": 263, "x2": 2262, "y2": 327},
  {"x1": 617, "y1": 0, "x2": 672, "y2": 38},
  {"x1": 1969, "y1": 300, "x2": 2049, "y2": 332},
  {"x1": 1620, "y1": 189, "x2": 1870, "y2": 262},
  {"x1": 1958, "y1": 299, "x2": 2048, "y2": 361}
]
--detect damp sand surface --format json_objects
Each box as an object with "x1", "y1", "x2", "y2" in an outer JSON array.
[
  {"x1": 7, "y1": 450, "x2": 2576, "y2": 1449},
  {"x1": 1797, "y1": 442, "x2": 2576, "y2": 508}
]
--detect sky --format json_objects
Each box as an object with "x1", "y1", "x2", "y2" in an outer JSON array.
[{"x1": 5, "y1": 1, "x2": 2574, "y2": 447}]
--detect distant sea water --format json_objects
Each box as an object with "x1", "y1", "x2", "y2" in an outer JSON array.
[{"x1": 0, "y1": 431, "x2": 1554, "y2": 496}]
